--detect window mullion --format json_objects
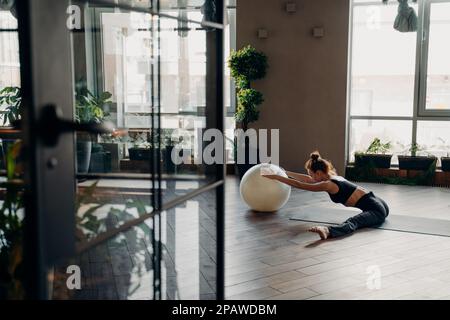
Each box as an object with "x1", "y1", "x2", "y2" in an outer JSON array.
[{"x1": 412, "y1": 0, "x2": 428, "y2": 145}]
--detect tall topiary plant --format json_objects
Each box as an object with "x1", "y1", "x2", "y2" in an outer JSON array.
[{"x1": 228, "y1": 45, "x2": 268, "y2": 131}]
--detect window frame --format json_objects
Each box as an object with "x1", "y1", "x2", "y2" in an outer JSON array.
[{"x1": 418, "y1": 0, "x2": 450, "y2": 117}]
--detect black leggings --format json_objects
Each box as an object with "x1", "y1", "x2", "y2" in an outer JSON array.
[{"x1": 328, "y1": 192, "x2": 389, "y2": 238}]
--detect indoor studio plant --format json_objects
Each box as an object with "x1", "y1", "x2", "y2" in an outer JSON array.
[
  {"x1": 0, "y1": 86, "x2": 21, "y2": 127},
  {"x1": 75, "y1": 85, "x2": 112, "y2": 173},
  {"x1": 0, "y1": 86, "x2": 22, "y2": 169},
  {"x1": 397, "y1": 142, "x2": 437, "y2": 171},
  {"x1": 228, "y1": 45, "x2": 268, "y2": 179},
  {"x1": 354, "y1": 137, "x2": 393, "y2": 169}
]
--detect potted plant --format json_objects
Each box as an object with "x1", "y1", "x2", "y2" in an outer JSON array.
[
  {"x1": 440, "y1": 138, "x2": 450, "y2": 172},
  {"x1": 0, "y1": 87, "x2": 22, "y2": 169},
  {"x1": 354, "y1": 138, "x2": 393, "y2": 169},
  {"x1": 128, "y1": 132, "x2": 152, "y2": 161},
  {"x1": 0, "y1": 86, "x2": 21, "y2": 127},
  {"x1": 75, "y1": 86, "x2": 112, "y2": 173},
  {"x1": 228, "y1": 45, "x2": 268, "y2": 179},
  {"x1": 398, "y1": 142, "x2": 437, "y2": 171},
  {"x1": 99, "y1": 131, "x2": 128, "y2": 172}
]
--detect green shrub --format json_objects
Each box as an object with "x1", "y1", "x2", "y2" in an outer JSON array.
[
  {"x1": 228, "y1": 45, "x2": 268, "y2": 130},
  {"x1": 228, "y1": 45, "x2": 268, "y2": 86}
]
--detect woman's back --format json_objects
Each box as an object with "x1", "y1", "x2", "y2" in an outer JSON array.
[{"x1": 327, "y1": 176, "x2": 369, "y2": 207}]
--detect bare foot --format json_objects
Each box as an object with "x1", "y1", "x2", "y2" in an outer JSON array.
[{"x1": 308, "y1": 226, "x2": 330, "y2": 240}]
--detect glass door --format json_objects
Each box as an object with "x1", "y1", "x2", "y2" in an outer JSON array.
[{"x1": 13, "y1": 0, "x2": 224, "y2": 300}]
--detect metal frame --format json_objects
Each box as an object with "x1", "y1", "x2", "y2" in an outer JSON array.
[
  {"x1": 346, "y1": 0, "x2": 450, "y2": 166},
  {"x1": 214, "y1": 0, "x2": 225, "y2": 299},
  {"x1": 17, "y1": 0, "x2": 225, "y2": 300},
  {"x1": 18, "y1": 0, "x2": 78, "y2": 299}
]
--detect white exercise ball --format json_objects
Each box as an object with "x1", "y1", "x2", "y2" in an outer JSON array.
[{"x1": 239, "y1": 163, "x2": 291, "y2": 212}]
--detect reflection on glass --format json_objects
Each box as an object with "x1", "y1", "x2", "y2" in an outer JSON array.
[
  {"x1": 51, "y1": 188, "x2": 218, "y2": 300},
  {"x1": 161, "y1": 189, "x2": 216, "y2": 300},
  {"x1": 75, "y1": 180, "x2": 153, "y2": 242},
  {"x1": 159, "y1": 17, "x2": 219, "y2": 203},
  {"x1": 224, "y1": 6, "x2": 236, "y2": 163},
  {"x1": 425, "y1": 2, "x2": 450, "y2": 111},
  {"x1": 349, "y1": 119, "x2": 413, "y2": 163},
  {"x1": 350, "y1": 4, "x2": 417, "y2": 116},
  {"x1": 69, "y1": 5, "x2": 224, "y2": 247},
  {"x1": 71, "y1": 8, "x2": 154, "y2": 243},
  {"x1": 52, "y1": 219, "x2": 155, "y2": 300},
  {"x1": 160, "y1": 0, "x2": 220, "y2": 24}
]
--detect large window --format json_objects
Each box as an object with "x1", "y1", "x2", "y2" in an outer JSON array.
[
  {"x1": 0, "y1": 11, "x2": 19, "y2": 88},
  {"x1": 348, "y1": 0, "x2": 450, "y2": 166}
]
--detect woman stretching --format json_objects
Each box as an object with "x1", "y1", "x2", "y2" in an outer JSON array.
[{"x1": 262, "y1": 151, "x2": 389, "y2": 240}]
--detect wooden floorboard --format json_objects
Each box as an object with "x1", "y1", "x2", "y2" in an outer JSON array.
[
  {"x1": 52, "y1": 176, "x2": 450, "y2": 300},
  {"x1": 225, "y1": 176, "x2": 450, "y2": 300}
]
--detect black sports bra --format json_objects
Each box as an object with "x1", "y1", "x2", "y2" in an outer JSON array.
[{"x1": 328, "y1": 176, "x2": 358, "y2": 205}]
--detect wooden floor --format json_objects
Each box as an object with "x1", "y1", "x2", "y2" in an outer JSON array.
[
  {"x1": 225, "y1": 177, "x2": 450, "y2": 300},
  {"x1": 52, "y1": 176, "x2": 450, "y2": 300}
]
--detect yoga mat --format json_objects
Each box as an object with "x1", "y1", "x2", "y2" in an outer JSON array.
[{"x1": 290, "y1": 206, "x2": 450, "y2": 237}]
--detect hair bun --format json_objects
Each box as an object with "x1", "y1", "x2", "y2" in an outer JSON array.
[{"x1": 310, "y1": 152, "x2": 320, "y2": 161}]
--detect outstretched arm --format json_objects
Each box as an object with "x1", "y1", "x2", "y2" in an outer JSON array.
[
  {"x1": 263, "y1": 174, "x2": 331, "y2": 192},
  {"x1": 284, "y1": 170, "x2": 315, "y2": 183}
]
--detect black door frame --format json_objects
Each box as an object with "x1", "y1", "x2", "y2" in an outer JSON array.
[{"x1": 17, "y1": 0, "x2": 225, "y2": 300}]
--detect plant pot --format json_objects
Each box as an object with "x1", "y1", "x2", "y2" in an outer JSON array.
[
  {"x1": 100, "y1": 142, "x2": 125, "y2": 172},
  {"x1": 441, "y1": 157, "x2": 450, "y2": 172},
  {"x1": 89, "y1": 144, "x2": 112, "y2": 173},
  {"x1": 164, "y1": 145, "x2": 176, "y2": 174},
  {"x1": 354, "y1": 154, "x2": 392, "y2": 169},
  {"x1": 235, "y1": 143, "x2": 260, "y2": 179},
  {"x1": 398, "y1": 155, "x2": 437, "y2": 171},
  {"x1": 76, "y1": 141, "x2": 92, "y2": 173},
  {"x1": 128, "y1": 147, "x2": 153, "y2": 161}
]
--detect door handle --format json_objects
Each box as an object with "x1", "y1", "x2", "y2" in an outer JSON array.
[{"x1": 39, "y1": 104, "x2": 114, "y2": 146}]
